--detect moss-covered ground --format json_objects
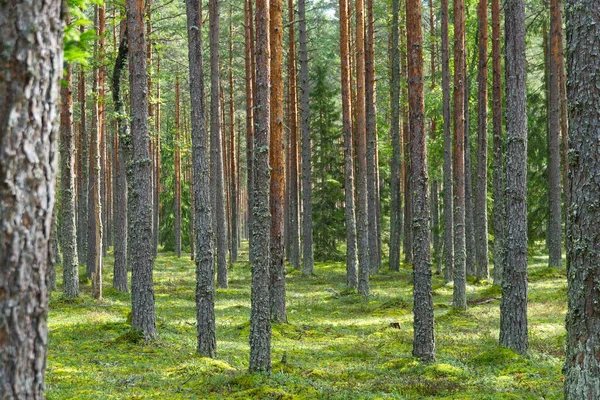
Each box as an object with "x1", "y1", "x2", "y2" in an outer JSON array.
[{"x1": 47, "y1": 244, "x2": 566, "y2": 399}]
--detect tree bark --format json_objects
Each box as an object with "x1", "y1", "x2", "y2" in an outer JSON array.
[
  {"x1": 464, "y1": 75, "x2": 476, "y2": 278},
  {"x1": 249, "y1": 0, "x2": 272, "y2": 372},
  {"x1": 341, "y1": 0, "x2": 359, "y2": 286},
  {"x1": 60, "y1": 59, "x2": 80, "y2": 298},
  {"x1": 244, "y1": 0, "x2": 255, "y2": 248},
  {"x1": 407, "y1": 0, "x2": 436, "y2": 362},
  {"x1": 547, "y1": 0, "x2": 563, "y2": 268},
  {"x1": 0, "y1": 0, "x2": 62, "y2": 393},
  {"x1": 77, "y1": 59, "x2": 89, "y2": 272},
  {"x1": 229, "y1": 9, "x2": 239, "y2": 263},
  {"x1": 127, "y1": 0, "x2": 157, "y2": 341},
  {"x1": 499, "y1": 0, "x2": 528, "y2": 355},
  {"x1": 209, "y1": 0, "x2": 229, "y2": 289},
  {"x1": 441, "y1": 0, "x2": 454, "y2": 283},
  {"x1": 564, "y1": 0, "x2": 600, "y2": 395},
  {"x1": 356, "y1": 0, "x2": 370, "y2": 295},
  {"x1": 175, "y1": 76, "x2": 182, "y2": 257},
  {"x1": 452, "y1": 0, "x2": 467, "y2": 310},
  {"x1": 186, "y1": 0, "x2": 216, "y2": 358}
]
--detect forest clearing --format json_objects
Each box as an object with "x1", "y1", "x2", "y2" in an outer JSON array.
[{"x1": 46, "y1": 244, "x2": 565, "y2": 399}]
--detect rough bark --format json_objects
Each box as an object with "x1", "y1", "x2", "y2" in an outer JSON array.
[
  {"x1": 491, "y1": 0, "x2": 505, "y2": 286},
  {"x1": 228, "y1": 10, "x2": 238, "y2": 263},
  {"x1": 464, "y1": 76, "x2": 476, "y2": 278},
  {"x1": 244, "y1": 0, "x2": 255, "y2": 247},
  {"x1": 356, "y1": 0, "x2": 370, "y2": 295},
  {"x1": 175, "y1": 76, "x2": 182, "y2": 258},
  {"x1": 341, "y1": 0, "x2": 359, "y2": 286},
  {"x1": 564, "y1": 0, "x2": 600, "y2": 395},
  {"x1": 402, "y1": 24, "x2": 412, "y2": 266},
  {"x1": 431, "y1": 182, "x2": 442, "y2": 274},
  {"x1": 298, "y1": 0, "x2": 314, "y2": 276},
  {"x1": 452, "y1": 0, "x2": 467, "y2": 310},
  {"x1": 186, "y1": 0, "x2": 216, "y2": 358},
  {"x1": 127, "y1": 0, "x2": 157, "y2": 341},
  {"x1": 547, "y1": 0, "x2": 563, "y2": 268},
  {"x1": 287, "y1": 0, "x2": 301, "y2": 271},
  {"x1": 0, "y1": 0, "x2": 62, "y2": 393},
  {"x1": 209, "y1": 0, "x2": 229, "y2": 289},
  {"x1": 407, "y1": 0, "x2": 436, "y2": 362},
  {"x1": 441, "y1": 0, "x2": 454, "y2": 283},
  {"x1": 113, "y1": 23, "x2": 130, "y2": 293},
  {"x1": 154, "y1": 53, "x2": 161, "y2": 258},
  {"x1": 60, "y1": 60, "x2": 80, "y2": 298},
  {"x1": 249, "y1": 0, "x2": 272, "y2": 372},
  {"x1": 77, "y1": 61, "x2": 89, "y2": 271},
  {"x1": 499, "y1": 0, "x2": 528, "y2": 354}
]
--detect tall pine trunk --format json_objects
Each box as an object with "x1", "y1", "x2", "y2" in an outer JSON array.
[
  {"x1": 77, "y1": 61, "x2": 89, "y2": 271},
  {"x1": 244, "y1": 0, "x2": 255, "y2": 246},
  {"x1": 228, "y1": 10, "x2": 239, "y2": 263},
  {"x1": 174, "y1": 77, "x2": 182, "y2": 257},
  {"x1": 564, "y1": 0, "x2": 600, "y2": 395},
  {"x1": 499, "y1": 0, "x2": 528, "y2": 354}
]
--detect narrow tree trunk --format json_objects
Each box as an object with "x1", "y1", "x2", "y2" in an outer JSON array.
[
  {"x1": 491, "y1": 0, "x2": 504, "y2": 286},
  {"x1": 0, "y1": 0, "x2": 62, "y2": 393},
  {"x1": 186, "y1": 0, "x2": 216, "y2": 358},
  {"x1": 229, "y1": 9, "x2": 239, "y2": 263},
  {"x1": 113, "y1": 22, "x2": 129, "y2": 293},
  {"x1": 127, "y1": 0, "x2": 157, "y2": 340},
  {"x1": 287, "y1": 0, "x2": 301, "y2": 271},
  {"x1": 244, "y1": 0, "x2": 255, "y2": 249},
  {"x1": 564, "y1": 1, "x2": 600, "y2": 395},
  {"x1": 452, "y1": 0, "x2": 467, "y2": 310},
  {"x1": 547, "y1": 0, "x2": 563, "y2": 268},
  {"x1": 298, "y1": 0, "x2": 314, "y2": 276},
  {"x1": 441, "y1": 0, "x2": 453, "y2": 283},
  {"x1": 431, "y1": 182, "x2": 442, "y2": 274},
  {"x1": 249, "y1": 0, "x2": 272, "y2": 372},
  {"x1": 77, "y1": 60, "x2": 89, "y2": 272},
  {"x1": 209, "y1": 0, "x2": 229, "y2": 288},
  {"x1": 340, "y1": 0, "x2": 359, "y2": 286},
  {"x1": 356, "y1": 0, "x2": 370, "y2": 295},
  {"x1": 154, "y1": 53, "x2": 161, "y2": 257},
  {"x1": 406, "y1": 0, "x2": 435, "y2": 361},
  {"x1": 402, "y1": 22, "x2": 413, "y2": 265},
  {"x1": 175, "y1": 76, "x2": 182, "y2": 257},
  {"x1": 99, "y1": 3, "x2": 108, "y2": 259},
  {"x1": 60, "y1": 59, "x2": 80, "y2": 298},
  {"x1": 464, "y1": 75, "x2": 476, "y2": 278},
  {"x1": 499, "y1": 0, "x2": 528, "y2": 354}
]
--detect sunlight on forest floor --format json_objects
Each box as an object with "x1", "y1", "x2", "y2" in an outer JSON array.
[{"x1": 46, "y1": 242, "x2": 566, "y2": 399}]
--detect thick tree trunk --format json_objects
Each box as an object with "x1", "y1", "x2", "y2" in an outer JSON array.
[
  {"x1": 564, "y1": 1, "x2": 600, "y2": 395},
  {"x1": 249, "y1": 0, "x2": 272, "y2": 372},
  {"x1": 340, "y1": 0, "x2": 359, "y2": 286},
  {"x1": 452, "y1": 0, "x2": 467, "y2": 310},
  {"x1": 365, "y1": 0, "x2": 380, "y2": 274},
  {"x1": 60, "y1": 60, "x2": 80, "y2": 298},
  {"x1": 491, "y1": 0, "x2": 504, "y2": 286},
  {"x1": 0, "y1": 0, "x2": 62, "y2": 393},
  {"x1": 175, "y1": 76, "x2": 182, "y2": 258},
  {"x1": 113, "y1": 23, "x2": 129, "y2": 293},
  {"x1": 475, "y1": 0, "x2": 489, "y2": 280},
  {"x1": 270, "y1": 0, "x2": 287, "y2": 322},
  {"x1": 356, "y1": 0, "x2": 370, "y2": 295},
  {"x1": 298, "y1": 0, "x2": 314, "y2": 276},
  {"x1": 127, "y1": 0, "x2": 157, "y2": 341},
  {"x1": 186, "y1": 0, "x2": 216, "y2": 358},
  {"x1": 402, "y1": 24, "x2": 412, "y2": 266},
  {"x1": 499, "y1": 0, "x2": 528, "y2": 354},
  {"x1": 287, "y1": 0, "x2": 301, "y2": 271},
  {"x1": 406, "y1": 0, "x2": 435, "y2": 362},
  {"x1": 441, "y1": 0, "x2": 454, "y2": 283},
  {"x1": 547, "y1": 0, "x2": 563, "y2": 268},
  {"x1": 209, "y1": 0, "x2": 229, "y2": 289},
  {"x1": 77, "y1": 61, "x2": 89, "y2": 271}
]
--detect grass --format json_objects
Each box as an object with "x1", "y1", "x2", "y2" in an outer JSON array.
[{"x1": 47, "y1": 243, "x2": 566, "y2": 399}]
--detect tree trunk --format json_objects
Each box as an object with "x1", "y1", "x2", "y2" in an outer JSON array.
[
  {"x1": 269, "y1": 0, "x2": 287, "y2": 322},
  {"x1": 406, "y1": 0, "x2": 436, "y2": 362},
  {"x1": 244, "y1": 0, "x2": 255, "y2": 248},
  {"x1": 249, "y1": 0, "x2": 272, "y2": 372},
  {"x1": 229, "y1": 9, "x2": 238, "y2": 263},
  {"x1": 491, "y1": 0, "x2": 504, "y2": 286},
  {"x1": 77, "y1": 58, "x2": 89, "y2": 273},
  {"x1": 452, "y1": 0, "x2": 467, "y2": 310},
  {"x1": 287, "y1": 0, "x2": 301, "y2": 271},
  {"x1": 0, "y1": 0, "x2": 62, "y2": 393},
  {"x1": 402, "y1": 21, "x2": 412, "y2": 266},
  {"x1": 60, "y1": 59, "x2": 80, "y2": 298},
  {"x1": 464, "y1": 75, "x2": 476, "y2": 278},
  {"x1": 564, "y1": 1, "x2": 600, "y2": 395},
  {"x1": 99, "y1": 3, "x2": 108, "y2": 259},
  {"x1": 113, "y1": 22, "x2": 129, "y2": 293},
  {"x1": 154, "y1": 53, "x2": 161, "y2": 258},
  {"x1": 340, "y1": 0, "x2": 359, "y2": 286},
  {"x1": 441, "y1": 0, "x2": 454, "y2": 283},
  {"x1": 175, "y1": 76, "x2": 182, "y2": 257},
  {"x1": 547, "y1": 0, "x2": 563, "y2": 268},
  {"x1": 299, "y1": 0, "x2": 314, "y2": 276},
  {"x1": 499, "y1": 0, "x2": 528, "y2": 354},
  {"x1": 127, "y1": 0, "x2": 157, "y2": 341},
  {"x1": 356, "y1": 0, "x2": 370, "y2": 295},
  {"x1": 365, "y1": 0, "x2": 380, "y2": 274},
  {"x1": 186, "y1": 0, "x2": 216, "y2": 358},
  {"x1": 431, "y1": 182, "x2": 442, "y2": 274}
]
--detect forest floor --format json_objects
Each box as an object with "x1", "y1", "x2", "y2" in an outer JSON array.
[{"x1": 47, "y1": 242, "x2": 566, "y2": 399}]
